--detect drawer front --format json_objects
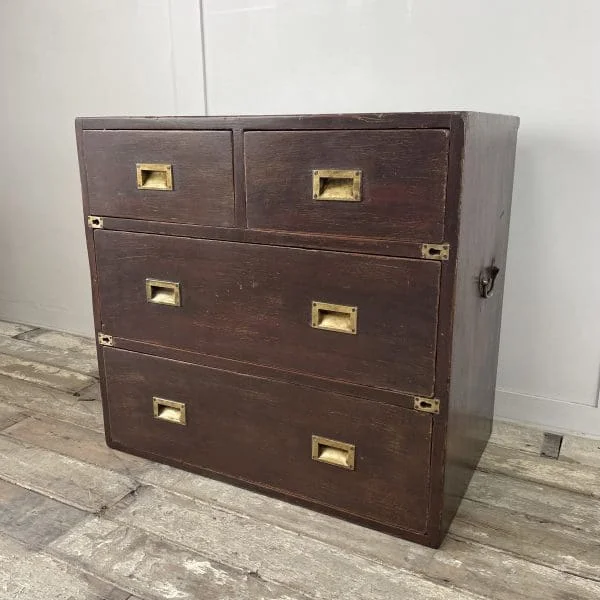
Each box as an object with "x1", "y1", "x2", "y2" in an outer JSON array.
[
  {"x1": 244, "y1": 129, "x2": 449, "y2": 240},
  {"x1": 104, "y1": 347, "x2": 433, "y2": 532},
  {"x1": 83, "y1": 130, "x2": 234, "y2": 226},
  {"x1": 95, "y1": 231, "x2": 440, "y2": 396}
]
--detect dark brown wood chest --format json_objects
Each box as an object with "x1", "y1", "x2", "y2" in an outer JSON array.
[{"x1": 76, "y1": 112, "x2": 519, "y2": 547}]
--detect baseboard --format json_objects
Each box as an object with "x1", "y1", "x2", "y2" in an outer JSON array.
[{"x1": 495, "y1": 388, "x2": 600, "y2": 438}]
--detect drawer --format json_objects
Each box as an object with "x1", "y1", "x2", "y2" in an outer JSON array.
[
  {"x1": 104, "y1": 347, "x2": 433, "y2": 532},
  {"x1": 95, "y1": 230, "x2": 440, "y2": 396},
  {"x1": 244, "y1": 129, "x2": 449, "y2": 241},
  {"x1": 82, "y1": 130, "x2": 234, "y2": 226}
]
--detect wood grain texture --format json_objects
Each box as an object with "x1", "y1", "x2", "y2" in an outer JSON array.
[
  {"x1": 0, "y1": 478, "x2": 86, "y2": 549},
  {"x1": 2, "y1": 415, "x2": 149, "y2": 477},
  {"x1": 440, "y1": 113, "x2": 520, "y2": 542},
  {"x1": 245, "y1": 129, "x2": 449, "y2": 241},
  {"x1": 0, "y1": 404, "x2": 27, "y2": 431},
  {"x1": 99, "y1": 216, "x2": 429, "y2": 258},
  {"x1": 77, "y1": 112, "x2": 519, "y2": 547},
  {"x1": 83, "y1": 130, "x2": 234, "y2": 226},
  {"x1": 103, "y1": 347, "x2": 433, "y2": 534},
  {"x1": 491, "y1": 419, "x2": 600, "y2": 469},
  {"x1": 0, "y1": 353, "x2": 94, "y2": 393},
  {"x1": 0, "y1": 436, "x2": 137, "y2": 512},
  {"x1": 108, "y1": 484, "x2": 600, "y2": 600},
  {"x1": 479, "y1": 442, "x2": 600, "y2": 498},
  {"x1": 106, "y1": 486, "x2": 487, "y2": 600},
  {"x1": 0, "y1": 534, "x2": 130, "y2": 600},
  {"x1": 95, "y1": 231, "x2": 440, "y2": 396},
  {"x1": 453, "y1": 498, "x2": 600, "y2": 581},
  {"x1": 16, "y1": 328, "x2": 96, "y2": 359},
  {"x1": 78, "y1": 112, "x2": 457, "y2": 132},
  {"x1": 139, "y1": 464, "x2": 600, "y2": 597},
  {"x1": 0, "y1": 335, "x2": 98, "y2": 377},
  {"x1": 465, "y1": 469, "x2": 600, "y2": 538},
  {"x1": 50, "y1": 517, "x2": 313, "y2": 600},
  {"x1": 0, "y1": 374, "x2": 104, "y2": 432},
  {"x1": 0, "y1": 320, "x2": 36, "y2": 337}
]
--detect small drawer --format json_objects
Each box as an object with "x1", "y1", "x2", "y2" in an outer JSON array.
[
  {"x1": 95, "y1": 230, "x2": 441, "y2": 396},
  {"x1": 83, "y1": 130, "x2": 234, "y2": 226},
  {"x1": 244, "y1": 129, "x2": 449, "y2": 241},
  {"x1": 104, "y1": 347, "x2": 433, "y2": 532}
]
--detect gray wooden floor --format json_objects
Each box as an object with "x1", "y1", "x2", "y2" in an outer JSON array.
[{"x1": 0, "y1": 319, "x2": 598, "y2": 600}]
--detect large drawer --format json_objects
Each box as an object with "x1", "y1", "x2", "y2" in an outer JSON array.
[
  {"x1": 244, "y1": 129, "x2": 449, "y2": 241},
  {"x1": 104, "y1": 347, "x2": 433, "y2": 532},
  {"x1": 95, "y1": 231, "x2": 440, "y2": 396},
  {"x1": 82, "y1": 130, "x2": 234, "y2": 226}
]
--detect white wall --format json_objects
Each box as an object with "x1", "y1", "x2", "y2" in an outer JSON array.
[
  {"x1": 1, "y1": 0, "x2": 598, "y2": 435},
  {"x1": 201, "y1": 0, "x2": 600, "y2": 435},
  {"x1": 0, "y1": 0, "x2": 205, "y2": 335}
]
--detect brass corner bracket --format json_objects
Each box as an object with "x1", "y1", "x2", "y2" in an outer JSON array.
[
  {"x1": 421, "y1": 243, "x2": 449, "y2": 261},
  {"x1": 97, "y1": 332, "x2": 113, "y2": 347},
  {"x1": 87, "y1": 216, "x2": 104, "y2": 229},
  {"x1": 414, "y1": 396, "x2": 440, "y2": 414}
]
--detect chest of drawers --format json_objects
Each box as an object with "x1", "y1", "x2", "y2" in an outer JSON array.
[{"x1": 77, "y1": 112, "x2": 519, "y2": 547}]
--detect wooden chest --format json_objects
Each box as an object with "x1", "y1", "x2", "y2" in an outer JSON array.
[{"x1": 76, "y1": 112, "x2": 519, "y2": 547}]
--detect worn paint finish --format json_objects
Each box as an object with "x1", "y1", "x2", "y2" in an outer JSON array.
[
  {"x1": 3, "y1": 415, "x2": 149, "y2": 477},
  {"x1": 0, "y1": 479, "x2": 86, "y2": 548},
  {"x1": 0, "y1": 335, "x2": 98, "y2": 376},
  {"x1": 0, "y1": 353, "x2": 94, "y2": 393},
  {"x1": 492, "y1": 419, "x2": 600, "y2": 468},
  {"x1": 50, "y1": 517, "x2": 314, "y2": 600},
  {"x1": 0, "y1": 375, "x2": 104, "y2": 431},
  {"x1": 465, "y1": 470, "x2": 600, "y2": 538},
  {"x1": 0, "y1": 534, "x2": 130, "y2": 600},
  {"x1": 479, "y1": 442, "x2": 600, "y2": 498},
  {"x1": 16, "y1": 328, "x2": 97, "y2": 358},
  {"x1": 0, "y1": 320, "x2": 36, "y2": 338},
  {"x1": 0, "y1": 404, "x2": 27, "y2": 431},
  {"x1": 0, "y1": 320, "x2": 599, "y2": 599},
  {"x1": 0, "y1": 436, "x2": 137, "y2": 512},
  {"x1": 134, "y1": 472, "x2": 600, "y2": 600}
]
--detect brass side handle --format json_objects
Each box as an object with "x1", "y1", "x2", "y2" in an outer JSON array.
[
  {"x1": 136, "y1": 163, "x2": 173, "y2": 190},
  {"x1": 153, "y1": 397, "x2": 186, "y2": 425},
  {"x1": 312, "y1": 169, "x2": 361, "y2": 202},
  {"x1": 146, "y1": 279, "x2": 181, "y2": 307},
  {"x1": 312, "y1": 435, "x2": 355, "y2": 470},
  {"x1": 479, "y1": 264, "x2": 500, "y2": 298},
  {"x1": 311, "y1": 301, "x2": 357, "y2": 335}
]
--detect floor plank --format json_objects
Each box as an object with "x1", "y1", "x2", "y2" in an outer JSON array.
[
  {"x1": 0, "y1": 436, "x2": 138, "y2": 512},
  {"x1": 0, "y1": 353, "x2": 94, "y2": 393},
  {"x1": 50, "y1": 517, "x2": 316, "y2": 600},
  {"x1": 75, "y1": 381, "x2": 102, "y2": 402},
  {"x1": 0, "y1": 404, "x2": 27, "y2": 431},
  {"x1": 110, "y1": 482, "x2": 600, "y2": 600},
  {"x1": 0, "y1": 375, "x2": 104, "y2": 432},
  {"x1": 452, "y1": 498, "x2": 600, "y2": 581},
  {"x1": 0, "y1": 533, "x2": 130, "y2": 600},
  {"x1": 0, "y1": 478, "x2": 86, "y2": 549},
  {"x1": 479, "y1": 442, "x2": 600, "y2": 497},
  {"x1": 465, "y1": 470, "x2": 600, "y2": 538},
  {"x1": 0, "y1": 320, "x2": 36, "y2": 338},
  {"x1": 0, "y1": 335, "x2": 98, "y2": 377},
  {"x1": 491, "y1": 420, "x2": 600, "y2": 469},
  {"x1": 2, "y1": 415, "x2": 149, "y2": 477},
  {"x1": 16, "y1": 328, "x2": 96, "y2": 358}
]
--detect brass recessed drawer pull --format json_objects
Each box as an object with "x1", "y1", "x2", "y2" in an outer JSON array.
[
  {"x1": 311, "y1": 301, "x2": 357, "y2": 334},
  {"x1": 146, "y1": 279, "x2": 181, "y2": 307},
  {"x1": 312, "y1": 169, "x2": 361, "y2": 202},
  {"x1": 312, "y1": 435, "x2": 355, "y2": 470},
  {"x1": 136, "y1": 163, "x2": 173, "y2": 190},
  {"x1": 153, "y1": 397, "x2": 186, "y2": 425}
]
